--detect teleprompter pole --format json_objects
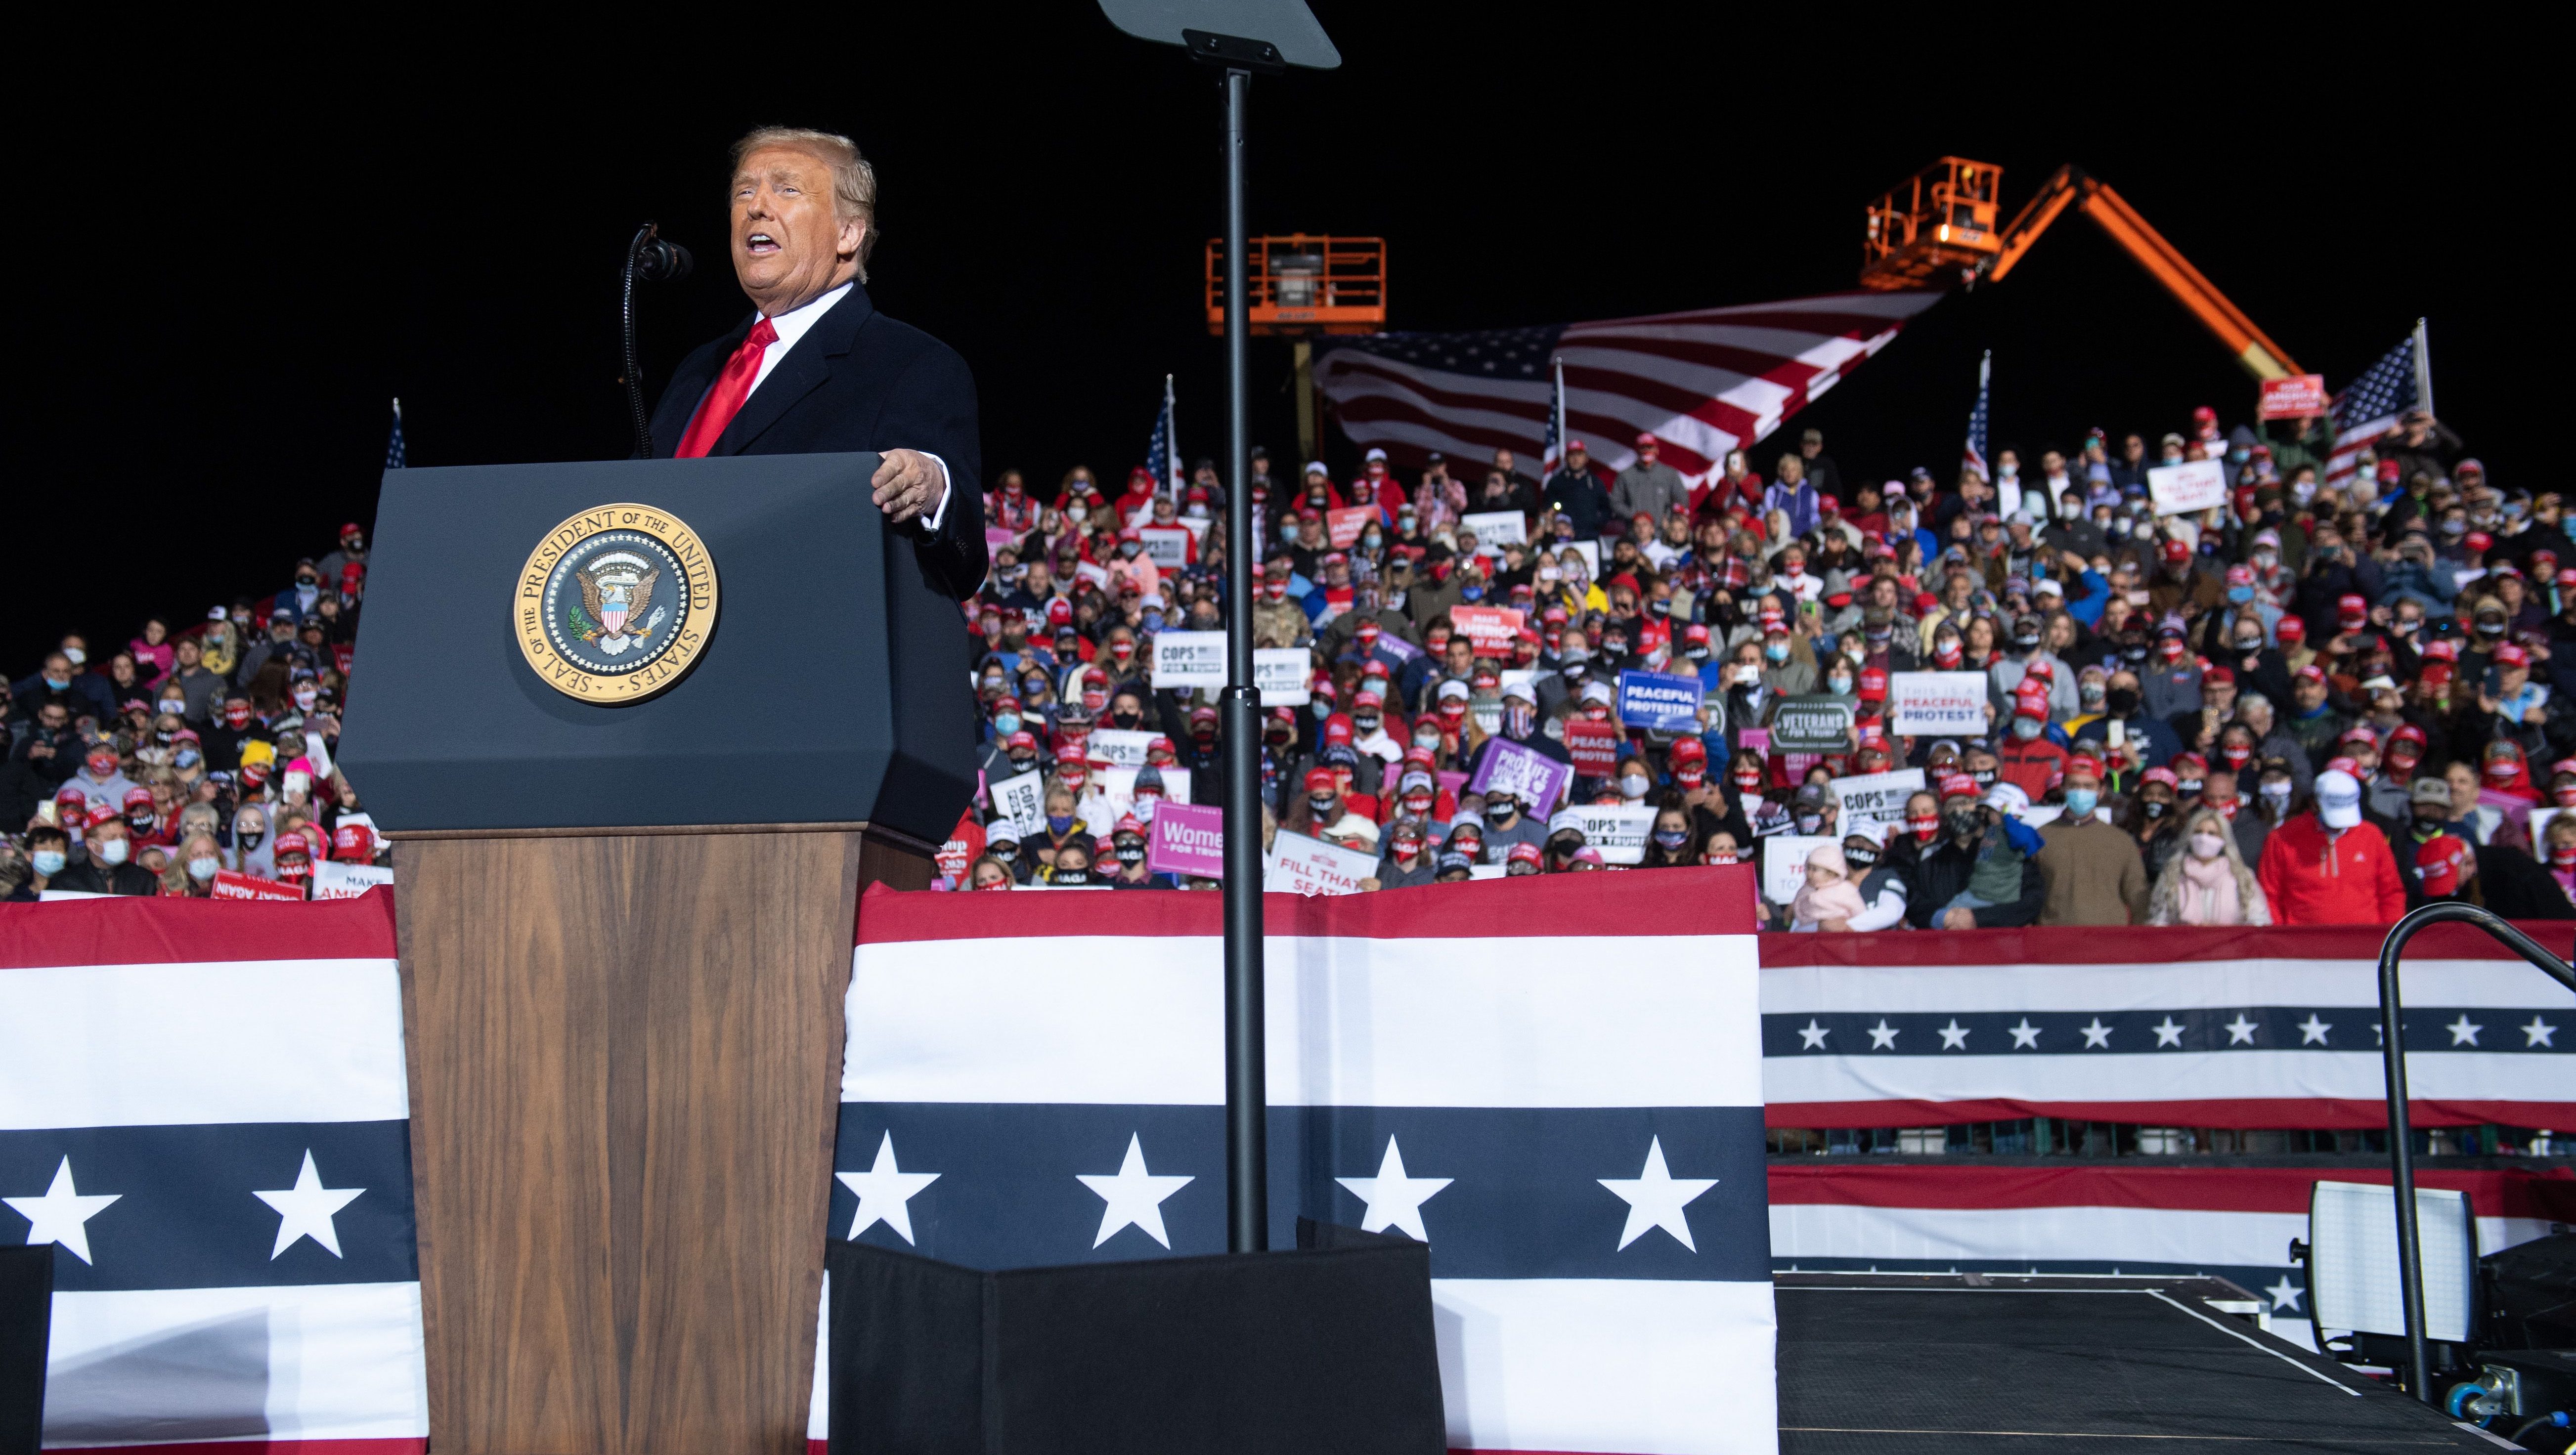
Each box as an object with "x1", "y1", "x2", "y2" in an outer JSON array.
[{"x1": 1218, "y1": 64, "x2": 1267, "y2": 1255}]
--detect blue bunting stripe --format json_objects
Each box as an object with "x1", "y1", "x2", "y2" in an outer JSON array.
[{"x1": 830, "y1": 1103, "x2": 1771, "y2": 1284}]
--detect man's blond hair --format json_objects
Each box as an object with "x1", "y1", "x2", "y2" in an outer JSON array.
[{"x1": 731, "y1": 126, "x2": 879, "y2": 282}]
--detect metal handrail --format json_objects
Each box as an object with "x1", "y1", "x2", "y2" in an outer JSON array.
[{"x1": 2373, "y1": 902, "x2": 2576, "y2": 1402}]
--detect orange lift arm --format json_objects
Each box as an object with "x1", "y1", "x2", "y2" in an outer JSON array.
[{"x1": 1985, "y1": 165, "x2": 2302, "y2": 382}]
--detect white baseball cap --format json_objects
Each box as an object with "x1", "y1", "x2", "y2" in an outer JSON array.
[
  {"x1": 1982, "y1": 781, "x2": 2030, "y2": 816},
  {"x1": 1365, "y1": 447, "x2": 1388, "y2": 462},
  {"x1": 2315, "y1": 769, "x2": 2363, "y2": 829}
]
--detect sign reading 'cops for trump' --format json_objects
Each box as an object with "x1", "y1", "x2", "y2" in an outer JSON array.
[
  {"x1": 1617, "y1": 669, "x2": 1705, "y2": 732},
  {"x1": 1151, "y1": 631, "x2": 1226, "y2": 688},
  {"x1": 1830, "y1": 768, "x2": 1926, "y2": 837}
]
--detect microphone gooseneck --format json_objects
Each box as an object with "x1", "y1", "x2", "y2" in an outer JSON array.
[{"x1": 620, "y1": 222, "x2": 693, "y2": 459}]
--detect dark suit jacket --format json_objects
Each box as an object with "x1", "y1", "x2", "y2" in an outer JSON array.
[{"x1": 649, "y1": 283, "x2": 987, "y2": 599}]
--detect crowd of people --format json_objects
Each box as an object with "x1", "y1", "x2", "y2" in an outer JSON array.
[
  {"x1": 948, "y1": 408, "x2": 2576, "y2": 928},
  {"x1": 11, "y1": 403, "x2": 2574, "y2": 931},
  {"x1": 1, "y1": 526, "x2": 384, "y2": 900}
]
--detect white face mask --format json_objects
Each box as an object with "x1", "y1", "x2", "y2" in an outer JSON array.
[
  {"x1": 1619, "y1": 773, "x2": 1651, "y2": 798},
  {"x1": 97, "y1": 837, "x2": 131, "y2": 866},
  {"x1": 2189, "y1": 832, "x2": 2226, "y2": 861}
]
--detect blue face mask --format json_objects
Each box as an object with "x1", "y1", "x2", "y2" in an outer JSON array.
[
  {"x1": 2227, "y1": 586, "x2": 2253, "y2": 603},
  {"x1": 2062, "y1": 787, "x2": 2098, "y2": 819},
  {"x1": 1047, "y1": 814, "x2": 1074, "y2": 834},
  {"x1": 1764, "y1": 642, "x2": 1790, "y2": 664},
  {"x1": 31, "y1": 850, "x2": 66, "y2": 877},
  {"x1": 1461, "y1": 585, "x2": 1484, "y2": 601},
  {"x1": 43, "y1": 676, "x2": 67, "y2": 691},
  {"x1": 994, "y1": 713, "x2": 1021, "y2": 735}
]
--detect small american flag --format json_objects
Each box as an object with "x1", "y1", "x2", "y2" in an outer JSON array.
[
  {"x1": 1315, "y1": 290, "x2": 1941, "y2": 482},
  {"x1": 1539, "y1": 356, "x2": 1567, "y2": 474},
  {"x1": 1145, "y1": 375, "x2": 1181, "y2": 499},
  {"x1": 1961, "y1": 350, "x2": 1991, "y2": 482},
  {"x1": 2323, "y1": 336, "x2": 2419, "y2": 491},
  {"x1": 384, "y1": 398, "x2": 406, "y2": 470}
]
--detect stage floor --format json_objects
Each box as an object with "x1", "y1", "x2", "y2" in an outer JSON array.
[{"x1": 1775, "y1": 1273, "x2": 2512, "y2": 1453}]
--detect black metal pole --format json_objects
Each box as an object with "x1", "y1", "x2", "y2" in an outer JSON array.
[
  {"x1": 2373, "y1": 901, "x2": 2576, "y2": 1402},
  {"x1": 1218, "y1": 64, "x2": 1267, "y2": 1256}
]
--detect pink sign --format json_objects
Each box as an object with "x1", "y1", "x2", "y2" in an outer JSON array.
[{"x1": 1147, "y1": 800, "x2": 1226, "y2": 879}]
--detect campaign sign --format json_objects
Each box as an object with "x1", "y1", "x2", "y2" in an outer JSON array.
[
  {"x1": 1888, "y1": 671, "x2": 1990, "y2": 736},
  {"x1": 1254, "y1": 648, "x2": 1310, "y2": 706},
  {"x1": 1761, "y1": 834, "x2": 1836, "y2": 907},
  {"x1": 1264, "y1": 829, "x2": 1379, "y2": 896},
  {"x1": 1617, "y1": 669, "x2": 1704, "y2": 732},
  {"x1": 2147, "y1": 459, "x2": 2228, "y2": 517},
  {"x1": 1085, "y1": 728, "x2": 1159, "y2": 768},
  {"x1": 1078, "y1": 766, "x2": 1193, "y2": 841},
  {"x1": 984, "y1": 525, "x2": 1021, "y2": 559},
  {"x1": 308, "y1": 861, "x2": 394, "y2": 901},
  {"x1": 1326, "y1": 506, "x2": 1376, "y2": 549},
  {"x1": 1572, "y1": 803, "x2": 1657, "y2": 865},
  {"x1": 1768, "y1": 695, "x2": 1856, "y2": 753},
  {"x1": 2259, "y1": 374, "x2": 2330, "y2": 421},
  {"x1": 1830, "y1": 768, "x2": 1927, "y2": 837},
  {"x1": 1138, "y1": 526, "x2": 1192, "y2": 568},
  {"x1": 1450, "y1": 605, "x2": 1526, "y2": 657},
  {"x1": 211, "y1": 869, "x2": 303, "y2": 902},
  {"x1": 990, "y1": 768, "x2": 1047, "y2": 841},
  {"x1": 1146, "y1": 799, "x2": 1225, "y2": 879},
  {"x1": 1468, "y1": 737, "x2": 1574, "y2": 818},
  {"x1": 1460, "y1": 510, "x2": 1528, "y2": 555},
  {"x1": 934, "y1": 812, "x2": 986, "y2": 883},
  {"x1": 1564, "y1": 720, "x2": 1622, "y2": 776},
  {"x1": 1151, "y1": 630, "x2": 1225, "y2": 688}
]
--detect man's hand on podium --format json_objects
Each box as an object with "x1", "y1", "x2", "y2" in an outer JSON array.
[{"x1": 872, "y1": 449, "x2": 948, "y2": 527}]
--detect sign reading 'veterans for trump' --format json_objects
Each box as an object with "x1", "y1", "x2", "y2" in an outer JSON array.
[{"x1": 833, "y1": 873, "x2": 1776, "y2": 1453}]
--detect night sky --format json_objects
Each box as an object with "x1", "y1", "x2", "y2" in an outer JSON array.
[{"x1": 7, "y1": 15, "x2": 2538, "y2": 674}]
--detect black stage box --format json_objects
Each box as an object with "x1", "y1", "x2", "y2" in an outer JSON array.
[
  {"x1": 0, "y1": 1244, "x2": 51, "y2": 1455},
  {"x1": 826, "y1": 1219, "x2": 1444, "y2": 1455}
]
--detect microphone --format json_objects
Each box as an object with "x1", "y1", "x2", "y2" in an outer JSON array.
[
  {"x1": 620, "y1": 222, "x2": 692, "y2": 458},
  {"x1": 635, "y1": 233, "x2": 692, "y2": 283}
]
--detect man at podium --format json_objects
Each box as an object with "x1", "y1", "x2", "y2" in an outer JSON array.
[{"x1": 648, "y1": 126, "x2": 986, "y2": 599}]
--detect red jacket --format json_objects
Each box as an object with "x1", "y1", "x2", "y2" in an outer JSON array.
[
  {"x1": 2256, "y1": 813, "x2": 2406, "y2": 926},
  {"x1": 1997, "y1": 737, "x2": 2067, "y2": 802}
]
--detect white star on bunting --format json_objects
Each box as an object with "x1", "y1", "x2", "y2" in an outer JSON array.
[
  {"x1": 1937, "y1": 1019, "x2": 1970, "y2": 1049},
  {"x1": 1598, "y1": 1137, "x2": 1717, "y2": 1252},
  {"x1": 2524, "y1": 1017, "x2": 2557, "y2": 1048},
  {"x1": 2224, "y1": 1014, "x2": 2260, "y2": 1045},
  {"x1": 2445, "y1": 1015, "x2": 2482, "y2": 1047},
  {"x1": 2079, "y1": 1019, "x2": 2113, "y2": 1048},
  {"x1": 1867, "y1": 1020, "x2": 1900, "y2": 1049},
  {"x1": 1797, "y1": 1020, "x2": 1830, "y2": 1049},
  {"x1": 837, "y1": 1132, "x2": 940, "y2": 1244},
  {"x1": 253, "y1": 1150, "x2": 365, "y2": 1259},
  {"x1": 5, "y1": 1156, "x2": 121, "y2": 1266},
  {"x1": 1335, "y1": 1137, "x2": 1451, "y2": 1243},
  {"x1": 2152, "y1": 1017, "x2": 2185, "y2": 1048},
  {"x1": 2008, "y1": 1019, "x2": 2042, "y2": 1049},
  {"x1": 2264, "y1": 1276, "x2": 2304, "y2": 1313},
  {"x1": 2297, "y1": 1015, "x2": 2332, "y2": 1045},
  {"x1": 1078, "y1": 1134, "x2": 1193, "y2": 1249}
]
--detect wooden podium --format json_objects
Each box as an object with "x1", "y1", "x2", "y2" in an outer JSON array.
[{"x1": 340, "y1": 455, "x2": 974, "y2": 1452}]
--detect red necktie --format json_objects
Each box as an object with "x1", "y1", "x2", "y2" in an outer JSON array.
[{"x1": 673, "y1": 317, "x2": 779, "y2": 458}]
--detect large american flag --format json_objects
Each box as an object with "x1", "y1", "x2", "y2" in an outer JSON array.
[
  {"x1": 2322, "y1": 336, "x2": 2418, "y2": 491},
  {"x1": 1314, "y1": 289, "x2": 1943, "y2": 480}
]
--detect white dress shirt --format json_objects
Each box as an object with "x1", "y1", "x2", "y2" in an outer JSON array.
[{"x1": 747, "y1": 281, "x2": 952, "y2": 532}]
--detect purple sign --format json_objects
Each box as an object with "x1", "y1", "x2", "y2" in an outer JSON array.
[
  {"x1": 1147, "y1": 800, "x2": 1226, "y2": 879},
  {"x1": 1467, "y1": 737, "x2": 1575, "y2": 817}
]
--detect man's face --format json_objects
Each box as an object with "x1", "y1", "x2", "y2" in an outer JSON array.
[
  {"x1": 38, "y1": 705, "x2": 66, "y2": 733},
  {"x1": 730, "y1": 145, "x2": 863, "y2": 313}
]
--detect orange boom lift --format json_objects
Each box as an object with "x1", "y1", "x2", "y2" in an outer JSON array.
[
  {"x1": 1203, "y1": 234, "x2": 1388, "y2": 461},
  {"x1": 1858, "y1": 158, "x2": 2302, "y2": 382}
]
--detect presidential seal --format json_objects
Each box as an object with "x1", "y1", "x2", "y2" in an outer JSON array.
[{"x1": 514, "y1": 503, "x2": 717, "y2": 704}]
